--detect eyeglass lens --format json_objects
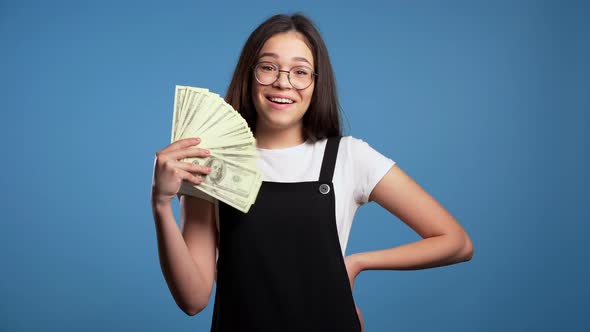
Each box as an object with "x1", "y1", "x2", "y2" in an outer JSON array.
[{"x1": 255, "y1": 63, "x2": 314, "y2": 89}]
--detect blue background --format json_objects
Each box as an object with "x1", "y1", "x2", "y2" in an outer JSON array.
[{"x1": 1, "y1": 0, "x2": 588, "y2": 331}]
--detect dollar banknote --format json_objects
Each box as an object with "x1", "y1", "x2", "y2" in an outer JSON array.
[{"x1": 171, "y1": 85, "x2": 262, "y2": 213}]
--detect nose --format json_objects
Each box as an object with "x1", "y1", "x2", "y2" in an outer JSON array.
[{"x1": 273, "y1": 70, "x2": 292, "y2": 89}]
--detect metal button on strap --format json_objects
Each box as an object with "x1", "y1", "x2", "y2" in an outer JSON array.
[{"x1": 319, "y1": 184, "x2": 330, "y2": 195}]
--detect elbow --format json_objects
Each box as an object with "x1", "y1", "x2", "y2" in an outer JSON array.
[
  {"x1": 446, "y1": 229, "x2": 474, "y2": 263},
  {"x1": 179, "y1": 291, "x2": 211, "y2": 316},
  {"x1": 184, "y1": 307, "x2": 202, "y2": 317},
  {"x1": 179, "y1": 278, "x2": 215, "y2": 316},
  {"x1": 459, "y1": 231, "x2": 474, "y2": 262},
  {"x1": 183, "y1": 299, "x2": 208, "y2": 316}
]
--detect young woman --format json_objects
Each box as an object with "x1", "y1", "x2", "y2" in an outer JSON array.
[{"x1": 151, "y1": 13, "x2": 473, "y2": 332}]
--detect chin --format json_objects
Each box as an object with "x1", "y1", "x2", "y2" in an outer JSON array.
[
  {"x1": 255, "y1": 107, "x2": 301, "y2": 127},
  {"x1": 261, "y1": 118, "x2": 302, "y2": 131}
]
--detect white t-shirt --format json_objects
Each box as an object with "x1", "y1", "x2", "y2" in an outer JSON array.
[{"x1": 203, "y1": 136, "x2": 396, "y2": 256}]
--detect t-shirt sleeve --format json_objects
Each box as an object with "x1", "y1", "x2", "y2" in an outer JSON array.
[{"x1": 349, "y1": 137, "x2": 396, "y2": 204}]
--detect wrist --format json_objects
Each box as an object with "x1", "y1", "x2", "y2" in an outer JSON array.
[
  {"x1": 348, "y1": 253, "x2": 366, "y2": 273},
  {"x1": 151, "y1": 188, "x2": 173, "y2": 210},
  {"x1": 152, "y1": 199, "x2": 171, "y2": 210}
]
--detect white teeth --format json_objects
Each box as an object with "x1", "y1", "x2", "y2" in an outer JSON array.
[{"x1": 269, "y1": 97, "x2": 294, "y2": 104}]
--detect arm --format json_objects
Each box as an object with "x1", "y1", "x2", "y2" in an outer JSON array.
[
  {"x1": 152, "y1": 196, "x2": 218, "y2": 316},
  {"x1": 151, "y1": 137, "x2": 218, "y2": 316},
  {"x1": 346, "y1": 164, "x2": 473, "y2": 280}
]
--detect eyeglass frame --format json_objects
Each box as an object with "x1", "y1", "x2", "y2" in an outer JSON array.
[{"x1": 252, "y1": 62, "x2": 318, "y2": 90}]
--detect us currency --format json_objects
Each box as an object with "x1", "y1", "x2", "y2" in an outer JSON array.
[
  {"x1": 171, "y1": 86, "x2": 187, "y2": 142},
  {"x1": 178, "y1": 89, "x2": 210, "y2": 140},
  {"x1": 199, "y1": 137, "x2": 256, "y2": 150},
  {"x1": 194, "y1": 97, "x2": 231, "y2": 136},
  {"x1": 207, "y1": 151, "x2": 258, "y2": 171},
  {"x1": 202, "y1": 104, "x2": 243, "y2": 136},
  {"x1": 174, "y1": 88, "x2": 250, "y2": 144},
  {"x1": 171, "y1": 85, "x2": 262, "y2": 212},
  {"x1": 183, "y1": 95, "x2": 221, "y2": 140},
  {"x1": 180, "y1": 154, "x2": 260, "y2": 213},
  {"x1": 183, "y1": 153, "x2": 259, "y2": 198},
  {"x1": 195, "y1": 106, "x2": 238, "y2": 139}
]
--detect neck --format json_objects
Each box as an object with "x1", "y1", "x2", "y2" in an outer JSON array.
[{"x1": 255, "y1": 124, "x2": 305, "y2": 149}]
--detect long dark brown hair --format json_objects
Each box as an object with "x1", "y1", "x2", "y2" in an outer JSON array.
[{"x1": 225, "y1": 13, "x2": 341, "y2": 141}]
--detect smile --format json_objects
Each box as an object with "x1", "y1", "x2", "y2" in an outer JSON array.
[{"x1": 267, "y1": 97, "x2": 294, "y2": 104}]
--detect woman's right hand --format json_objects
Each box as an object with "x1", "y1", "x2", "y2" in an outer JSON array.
[{"x1": 151, "y1": 137, "x2": 212, "y2": 205}]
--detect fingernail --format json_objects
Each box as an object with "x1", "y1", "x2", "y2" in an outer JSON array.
[
  {"x1": 195, "y1": 137, "x2": 200, "y2": 142},
  {"x1": 204, "y1": 149, "x2": 210, "y2": 155}
]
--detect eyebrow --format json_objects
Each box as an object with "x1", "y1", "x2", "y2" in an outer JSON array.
[{"x1": 258, "y1": 52, "x2": 312, "y2": 65}]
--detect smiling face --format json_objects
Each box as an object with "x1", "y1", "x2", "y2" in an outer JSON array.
[{"x1": 252, "y1": 31, "x2": 315, "y2": 137}]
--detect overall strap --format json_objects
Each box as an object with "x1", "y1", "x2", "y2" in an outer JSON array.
[{"x1": 319, "y1": 136, "x2": 342, "y2": 182}]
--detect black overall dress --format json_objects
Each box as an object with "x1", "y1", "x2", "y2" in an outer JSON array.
[{"x1": 210, "y1": 136, "x2": 362, "y2": 332}]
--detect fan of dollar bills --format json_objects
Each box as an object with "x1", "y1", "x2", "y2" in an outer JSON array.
[{"x1": 171, "y1": 85, "x2": 262, "y2": 213}]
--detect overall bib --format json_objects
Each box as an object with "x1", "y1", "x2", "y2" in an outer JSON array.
[{"x1": 210, "y1": 136, "x2": 361, "y2": 332}]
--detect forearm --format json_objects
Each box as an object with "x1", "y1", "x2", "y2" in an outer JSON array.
[
  {"x1": 152, "y1": 200, "x2": 211, "y2": 315},
  {"x1": 351, "y1": 233, "x2": 473, "y2": 272}
]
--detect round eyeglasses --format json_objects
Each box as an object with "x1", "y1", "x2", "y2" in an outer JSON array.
[{"x1": 254, "y1": 62, "x2": 317, "y2": 90}]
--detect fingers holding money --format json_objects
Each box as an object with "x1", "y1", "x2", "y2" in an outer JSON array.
[
  {"x1": 172, "y1": 160, "x2": 211, "y2": 177},
  {"x1": 169, "y1": 87, "x2": 263, "y2": 213},
  {"x1": 157, "y1": 136, "x2": 210, "y2": 163},
  {"x1": 167, "y1": 146, "x2": 211, "y2": 161},
  {"x1": 175, "y1": 168, "x2": 205, "y2": 185},
  {"x1": 152, "y1": 137, "x2": 212, "y2": 204},
  {"x1": 160, "y1": 137, "x2": 201, "y2": 154}
]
